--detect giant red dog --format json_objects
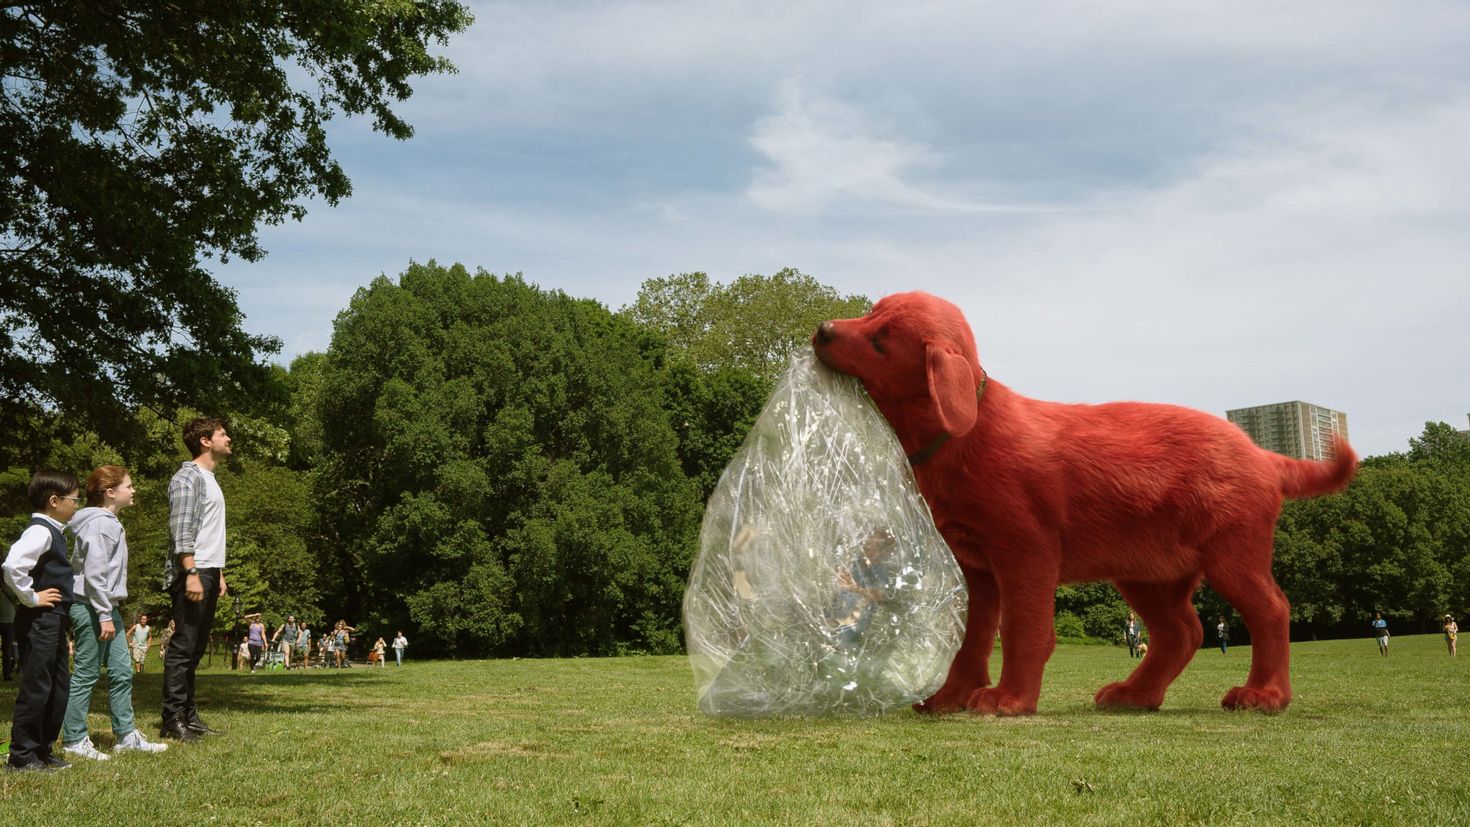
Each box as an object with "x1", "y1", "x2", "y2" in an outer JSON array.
[{"x1": 812, "y1": 292, "x2": 1355, "y2": 715}]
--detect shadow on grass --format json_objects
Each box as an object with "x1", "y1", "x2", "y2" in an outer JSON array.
[{"x1": 99, "y1": 668, "x2": 394, "y2": 718}]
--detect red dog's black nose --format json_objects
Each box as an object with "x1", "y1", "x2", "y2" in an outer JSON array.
[{"x1": 814, "y1": 320, "x2": 835, "y2": 345}]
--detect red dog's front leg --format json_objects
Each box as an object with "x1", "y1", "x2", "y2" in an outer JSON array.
[
  {"x1": 915, "y1": 566, "x2": 999, "y2": 714},
  {"x1": 967, "y1": 568, "x2": 1057, "y2": 716}
]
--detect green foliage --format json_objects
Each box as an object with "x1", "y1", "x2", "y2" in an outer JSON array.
[
  {"x1": 1053, "y1": 610, "x2": 1088, "y2": 642},
  {"x1": 1274, "y1": 421, "x2": 1470, "y2": 635},
  {"x1": 0, "y1": 0, "x2": 472, "y2": 451},
  {"x1": 628, "y1": 269, "x2": 870, "y2": 503},
  {"x1": 314, "y1": 262, "x2": 701, "y2": 657},
  {"x1": 626, "y1": 268, "x2": 871, "y2": 383}
]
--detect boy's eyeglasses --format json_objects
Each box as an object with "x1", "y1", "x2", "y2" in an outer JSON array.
[{"x1": 57, "y1": 495, "x2": 82, "y2": 504}]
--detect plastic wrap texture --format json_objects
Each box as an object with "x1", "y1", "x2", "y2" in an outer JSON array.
[{"x1": 684, "y1": 350, "x2": 967, "y2": 717}]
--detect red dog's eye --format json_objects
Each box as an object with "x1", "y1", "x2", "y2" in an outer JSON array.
[{"x1": 869, "y1": 335, "x2": 886, "y2": 355}]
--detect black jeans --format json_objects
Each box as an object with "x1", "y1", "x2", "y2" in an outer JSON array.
[
  {"x1": 8, "y1": 606, "x2": 70, "y2": 764},
  {"x1": 162, "y1": 568, "x2": 219, "y2": 721}
]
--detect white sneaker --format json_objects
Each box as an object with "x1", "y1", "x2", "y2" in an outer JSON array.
[
  {"x1": 114, "y1": 729, "x2": 169, "y2": 753},
  {"x1": 61, "y1": 736, "x2": 111, "y2": 761}
]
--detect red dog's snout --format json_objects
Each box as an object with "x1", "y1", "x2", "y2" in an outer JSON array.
[{"x1": 813, "y1": 320, "x2": 836, "y2": 346}]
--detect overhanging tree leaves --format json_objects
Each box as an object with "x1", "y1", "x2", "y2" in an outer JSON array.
[{"x1": 0, "y1": 1, "x2": 473, "y2": 449}]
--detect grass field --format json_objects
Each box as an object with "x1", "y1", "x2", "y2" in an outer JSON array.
[{"x1": 2, "y1": 634, "x2": 1467, "y2": 825}]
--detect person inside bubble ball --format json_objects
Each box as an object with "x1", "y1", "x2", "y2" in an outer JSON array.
[{"x1": 833, "y1": 528, "x2": 898, "y2": 647}]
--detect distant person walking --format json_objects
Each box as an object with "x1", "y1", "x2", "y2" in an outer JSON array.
[
  {"x1": 332, "y1": 621, "x2": 355, "y2": 668},
  {"x1": 1125, "y1": 612, "x2": 1141, "y2": 658},
  {"x1": 372, "y1": 636, "x2": 387, "y2": 668},
  {"x1": 272, "y1": 615, "x2": 298, "y2": 669},
  {"x1": 246, "y1": 616, "x2": 266, "y2": 673},
  {"x1": 1216, "y1": 615, "x2": 1229, "y2": 654},
  {"x1": 392, "y1": 631, "x2": 408, "y2": 666},
  {"x1": 1444, "y1": 615, "x2": 1458, "y2": 658},
  {"x1": 1372, "y1": 612, "x2": 1390, "y2": 656},
  {"x1": 161, "y1": 416, "x2": 232, "y2": 742},
  {"x1": 127, "y1": 613, "x2": 152, "y2": 674},
  {"x1": 295, "y1": 622, "x2": 312, "y2": 669}
]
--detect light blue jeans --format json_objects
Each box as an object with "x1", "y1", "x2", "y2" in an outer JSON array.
[{"x1": 63, "y1": 604, "x2": 136, "y2": 743}]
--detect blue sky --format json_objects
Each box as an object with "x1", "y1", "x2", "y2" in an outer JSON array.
[{"x1": 220, "y1": 0, "x2": 1470, "y2": 458}]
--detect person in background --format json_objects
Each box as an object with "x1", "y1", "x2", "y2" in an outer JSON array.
[
  {"x1": 392, "y1": 630, "x2": 408, "y2": 666},
  {"x1": 3, "y1": 470, "x2": 81, "y2": 772},
  {"x1": 1372, "y1": 612, "x2": 1390, "y2": 657},
  {"x1": 158, "y1": 619, "x2": 174, "y2": 658},
  {"x1": 236, "y1": 636, "x2": 250, "y2": 671},
  {"x1": 1216, "y1": 615, "x2": 1229, "y2": 654},
  {"x1": 1, "y1": 579, "x2": 16, "y2": 681},
  {"x1": 246, "y1": 615, "x2": 266, "y2": 674},
  {"x1": 1125, "y1": 612, "x2": 1141, "y2": 658},
  {"x1": 295, "y1": 621, "x2": 312, "y2": 669},
  {"x1": 332, "y1": 620, "x2": 356, "y2": 668},
  {"x1": 1443, "y1": 614, "x2": 1457, "y2": 658},
  {"x1": 372, "y1": 636, "x2": 387, "y2": 668},
  {"x1": 127, "y1": 613, "x2": 152, "y2": 674},
  {"x1": 271, "y1": 614, "x2": 298, "y2": 669}
]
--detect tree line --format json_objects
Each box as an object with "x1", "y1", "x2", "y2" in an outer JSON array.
[{"x1": 2, "y1": 260, "x2": 1464, "y2": 656}]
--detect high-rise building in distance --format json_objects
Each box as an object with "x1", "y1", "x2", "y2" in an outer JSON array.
[{"x1": 1226, "y1": 401, "x2": 1349, "y2": 461}]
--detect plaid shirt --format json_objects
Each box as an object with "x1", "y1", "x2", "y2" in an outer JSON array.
[{"x1": 162, "y1": 462, "x2": 208, "y2": 591}]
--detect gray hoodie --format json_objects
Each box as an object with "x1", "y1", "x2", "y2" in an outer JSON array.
[{"x1": 67, "y1": 506, "x2": 129, "y2": 616}]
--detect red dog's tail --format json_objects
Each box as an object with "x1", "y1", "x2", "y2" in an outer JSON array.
[{"x1": 1273, "y1": 436, "x2": 1358, "y2": 500}]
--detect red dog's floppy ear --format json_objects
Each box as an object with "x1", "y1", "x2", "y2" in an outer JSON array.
[{"x1": 926, "y1": 344, "x2": 978, "y2": 438}]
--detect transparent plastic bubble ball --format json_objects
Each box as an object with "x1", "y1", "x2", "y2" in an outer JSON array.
[{"x1": 683, "y1": 350, "x2": 968, "y2": 717}]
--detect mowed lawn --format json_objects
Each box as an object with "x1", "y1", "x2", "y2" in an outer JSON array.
[{"x1": 3, "y1": 634, "x2": 1467, "y2": 825}]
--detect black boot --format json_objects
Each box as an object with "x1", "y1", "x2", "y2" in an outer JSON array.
[
  {"x1": 160, "y1": 716, "x2": 200, "y2": 743},
  {"x1": 185, "y1": 708, "x2": 220, "y2": 735}
]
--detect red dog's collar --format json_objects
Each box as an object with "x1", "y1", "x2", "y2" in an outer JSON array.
[{"x1": 908, "y1": 370, "x2": 988, "y2": 466}]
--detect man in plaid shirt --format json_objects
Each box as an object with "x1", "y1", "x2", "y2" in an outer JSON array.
[{"x1": 160, "y1": 417, "x2": 231, "y2": 742}]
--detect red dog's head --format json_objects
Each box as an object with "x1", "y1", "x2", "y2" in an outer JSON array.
[{"x1": 812, "y1": 291, "x2": 985, "y2": 452}]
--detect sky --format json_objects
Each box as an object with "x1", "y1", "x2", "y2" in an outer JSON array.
[{"x1": 219, "y1": 0, "x2": 1470, "y2": 458}]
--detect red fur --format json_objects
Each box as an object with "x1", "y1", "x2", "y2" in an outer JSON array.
[{"x1": 813, "y1": 292, "x2": 1356, "y2": 715}]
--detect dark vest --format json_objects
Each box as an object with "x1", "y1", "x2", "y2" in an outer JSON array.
[{"x1": 24, "y1": 516, "x2": 75, "y2": 610}]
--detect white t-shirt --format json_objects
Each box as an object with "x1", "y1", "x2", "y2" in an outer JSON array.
[{"x1": 193, "y1": 467, "x2": 227, "y2": 569}]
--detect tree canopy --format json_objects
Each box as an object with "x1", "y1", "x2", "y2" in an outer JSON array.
[
  {"x1": 310, "y1": 262, "x2": 703, "y2": 656},
  {"x1": 0, "y1": 1, "x2": 473, "y2": 451},
  {"x1": 625, "y1": 268, "x2": 871, "y2": 383}
]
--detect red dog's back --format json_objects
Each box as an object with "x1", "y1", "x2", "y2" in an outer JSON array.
[{"x1": 814, "y1": 291, "x2": 1356, "y2": 715}]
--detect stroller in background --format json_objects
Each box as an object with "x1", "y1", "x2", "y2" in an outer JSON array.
[{"x1": 260, "y1": 648, "x2": 286, "y2": 671}]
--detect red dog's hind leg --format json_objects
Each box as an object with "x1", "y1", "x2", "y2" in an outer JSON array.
[
  {"x1": 967, "y1": 565, "x2": 1057, "y2": 716},
  {"x1": 1203, "y1": 532, "x2": 1293, "y2": 712},
  {"x1": 915, "y1": 566, "x2": 999, "y2": 714},
  {"x1": 1094, "y1": 575, "x2": 1203, "y2": 711}
]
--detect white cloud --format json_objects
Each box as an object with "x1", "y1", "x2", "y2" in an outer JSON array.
[{"x1": 219, "y1": 0, "x2": 1470, "y2": 457}]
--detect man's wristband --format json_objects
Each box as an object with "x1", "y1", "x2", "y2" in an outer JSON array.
[{"x1": 185, "y1": 567, "x2": 199, "y2": 576}]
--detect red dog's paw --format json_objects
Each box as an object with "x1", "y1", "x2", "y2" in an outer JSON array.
[
  {"x1": 966, "y1": 687, "x2": 1036, "y2": 716},
  {"x1": 913, "y1": 685, "x2": 978, "y2": 715},
  {"x1": 1093, "y1": 681, "x2": 1163, "y2": 711},
  {"x1": 1221, "y1": 685, "x2": 1291, "y2": 713}
]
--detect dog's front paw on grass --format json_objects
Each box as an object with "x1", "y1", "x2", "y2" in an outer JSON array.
[
  {"x1": 966, "y1": 687, "x2": 1036, "y2": 716},
  {"x1": 1221, "y1": 685, "x2": 1291, "y2": 713},
  {"x1": 913, "y1": 685, "x2": 979, "y2": 715},
  {"x1": 1093, "y1": 681, "x2": 1163, "y2": 711}
]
